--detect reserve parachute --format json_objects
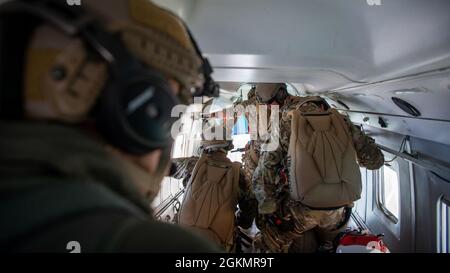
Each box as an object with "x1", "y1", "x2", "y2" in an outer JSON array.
[
  {"x1": 287, "y1": 97, "x2": 362, "y2": 208},
  {"x1": 178, "y1": 153, "x2": 241, "y2": 251}
]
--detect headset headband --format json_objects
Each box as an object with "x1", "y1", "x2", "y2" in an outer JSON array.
[
  {"x1": 163, "y1": 7, "x2": 220, "y2": 98},
  {"x1": 1, "y1": 0, "x2": 142, "y2": 76},
  {"x1": 3, "y1": 0, "x2": 220, "y2": 98},
  {"x1": 0, "y1": 0, "x2": 180, "y2": 154}
]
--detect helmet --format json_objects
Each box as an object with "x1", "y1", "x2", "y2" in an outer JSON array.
[
  {"x1": 255, "y1": 83, "x2": 288, "y2": 104},
  {"x1": 200, "y1": 122, "x2": 234, "y2": 152},
  {"x1": 0, "y1": 0, "x2": 210, "y2": 154},
  {"x1": 21, "y1": 0, "x2": 202, "y2": 122},
  {"x1": 201, "y1": 139, "x2": 233, "y2": 152}
]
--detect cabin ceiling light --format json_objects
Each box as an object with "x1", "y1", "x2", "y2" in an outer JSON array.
[
  {"x1": 392, "y1": 87, "x2": 427, "y2": 95},
  {"x1": 353, "y1": 93, "x2": 384, "y2": 100}
]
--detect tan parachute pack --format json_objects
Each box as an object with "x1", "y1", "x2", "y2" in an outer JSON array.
[
  {"x1": 178, "y1": 153, "x2": 241, "y2": 251},
  {"x1": 287, "y1": 97, "x2": 362, "y2": 208}
]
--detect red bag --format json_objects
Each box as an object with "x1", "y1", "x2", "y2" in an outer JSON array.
[{"x1": 336, "y1": 230, "x2": 390, "y2": 253}]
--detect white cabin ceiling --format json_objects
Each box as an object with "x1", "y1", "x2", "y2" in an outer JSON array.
[
  {"x1": 154, "y1": 0, "x2": 450, "y2": 92},
  {"x1": 153, "y1": 0, "x2": 450, "y2": 146}
]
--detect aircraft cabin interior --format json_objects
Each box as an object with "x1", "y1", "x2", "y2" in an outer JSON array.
[
  {"x1": 0, "y1": 0, "x2": 449, "y2": 256},
  {"x1": 151, "y1": 0, "x2": 450, "y2": 253}
]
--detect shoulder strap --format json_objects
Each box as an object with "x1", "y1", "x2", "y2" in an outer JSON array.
[
  {"x1": 0, "y1": 180, "x2": 146, "y2": 248},
  {"x1": 293, "y1": 96, "x2": 324, "y2": 108},
  {"x1": 231, "y1": 162, "x2": 242, "y2": 180},
  {"x1": 286, "y1": 96, "x2": 327, "y2": 117}
]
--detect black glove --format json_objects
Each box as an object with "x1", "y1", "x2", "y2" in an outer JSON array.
[{"x1": 236, "y1": 211, "x2": 253, "y2": 229}]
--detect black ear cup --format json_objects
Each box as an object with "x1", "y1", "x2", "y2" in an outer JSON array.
[
  {"x1": 97, "y1": 72, "x2": 179, "y2": 155},
  {"x1": 275, "y1": 86, "x2": 288, "y2": 104},
  {"x1": 0, "y1": 0, "x2": 183, "y2": 155}
]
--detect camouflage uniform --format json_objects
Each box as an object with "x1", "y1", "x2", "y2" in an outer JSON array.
[
  {"x1": 171, "y1": 156, "x2": 258, "y2": 229},
  {"x1": 232, "y1": 89, "x2": 263, "y2": 193},
  {"x1": 240, "y1": 140, "x2": 261, "y2": 190},
  {"x1": 252, "y1": 95, "x2": 384, "y2": 253}
]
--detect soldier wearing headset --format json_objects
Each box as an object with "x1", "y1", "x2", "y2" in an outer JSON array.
[{"x1": 0, "y1": 0, "x2": 220, "y2": 252}]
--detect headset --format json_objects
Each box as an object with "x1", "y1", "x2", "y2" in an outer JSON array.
[
  {"x1": 256, "y1": 83, "x2": 289, "y2": 105},
  {"x1": 186, "y1": 27, "x2": 220, "y2": 98},
  {"x1": 0, "y1": 0, "x2": 219, "y2": 155},
  {"x1": 163, "y1": 7, "x2": 220, "y2": 98},
  {"x1": 267, "y1": 84, "x2": 288, "y2": 105}
]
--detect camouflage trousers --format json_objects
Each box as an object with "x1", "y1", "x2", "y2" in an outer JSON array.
[
  {"x1": 255, "y1": 203, "x2": 347, "y2": 253},
  {"x1": 241, "y1": 149, "x2": 258, "y2": 185}
]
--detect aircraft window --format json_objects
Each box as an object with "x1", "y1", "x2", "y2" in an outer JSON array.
[
  {"x1": 437, "y1": 196, "x2": 450, "y2": 253},
  {"x1": 232, "y1": 112, "x2": 249, "y2": 135},
  {"x1": 206, "y1": 90, "x2": 236, "y2": 113},
  {"x1": 235, "y1": 84, "x2": 254, "y2": 102},
  {"x1": 377, "y1": 164, "x2": 400, "y2": 223},
  {"x1": 227, "y1": 134, "x2": 250, "y2": 163}
]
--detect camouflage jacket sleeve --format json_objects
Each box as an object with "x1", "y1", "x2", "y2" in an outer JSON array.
[
  {"x1": 170, "y1": 156, "x2": 199, "y2": 187},
  {"x1": 252, "y1": 114, "x2": 290, "y2": 215},
  {"x1": 343, "y1": 116, "x2": 384, "y2": 170},
  {"x1": 236, "y1": 168, "x2": 258, "y2": 229}
]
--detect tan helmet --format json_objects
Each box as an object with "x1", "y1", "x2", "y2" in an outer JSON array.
[
  {"x1": 24, "y1": 0, "x2": 203, "y2": 123},
  {"x1": 201, "y1": 139, "x2": 233, "y2": 152},
  {"x1": 255, "y1": 83, "x2": 287, "y2": 104},
  {"x1": 200, "y1": 122, "x2": 234, "y2": 152}
]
